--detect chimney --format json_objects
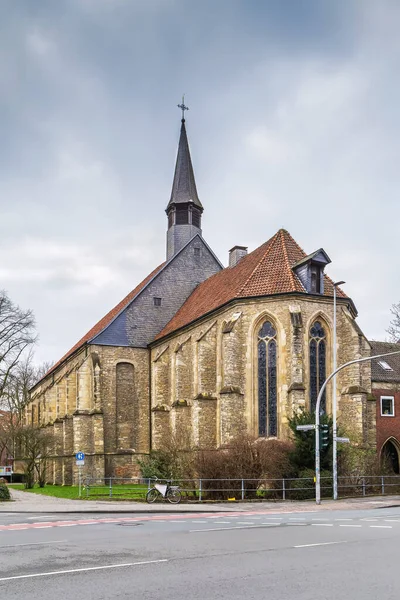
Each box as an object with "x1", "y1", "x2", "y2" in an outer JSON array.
[{"x1": 229, "y1": 245, "x2": 248, "y2": 267}]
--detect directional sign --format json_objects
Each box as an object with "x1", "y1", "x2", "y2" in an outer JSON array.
[
  {"x1": 335, "y1": 436, "x2": 350, "y2": 444},
  {"x1": 296, "y1": 424, "x2": 315, "y2": 431},
  {"x1": 75, "y1": 452, "x2": 85, "y2": 461}
]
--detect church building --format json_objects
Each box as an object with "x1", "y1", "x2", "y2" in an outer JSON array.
[{"x1": 29, "y1": 114, "x2": 376, "y2": 484}]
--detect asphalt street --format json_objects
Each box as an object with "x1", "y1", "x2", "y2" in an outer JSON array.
[{"x1": 1, "y1": 507, "x2": 400, "y2": 599}]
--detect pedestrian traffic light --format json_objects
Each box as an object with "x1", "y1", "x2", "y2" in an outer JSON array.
[{"x1": 319, "y1": 424, "x2": 330, "y2": 450}]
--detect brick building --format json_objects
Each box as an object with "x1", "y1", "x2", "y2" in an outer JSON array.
[
  {"x1": 29, "y1": 114, "x2": 377, "y2": 483},
  {"x1": 370, "y1": 341, "x2": 400, "y2": 473}
]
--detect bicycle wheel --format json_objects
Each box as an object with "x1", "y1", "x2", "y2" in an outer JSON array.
[
  {"x1": 166, "y1": 487, "x2": 182, "y2": 504},
  {"x1": 146, "y1": 488, "x2": 159, "y2": 504}
]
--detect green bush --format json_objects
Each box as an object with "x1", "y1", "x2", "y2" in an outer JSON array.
[
  {"x1": 288, "y1": 410, "x2": 333, "y2": 473},
  {"x1": 286, "y1": 468, "x2": 332, "y2": 500},
  {"x1": 0, "y1": 484, "x2": 11, "y2": 501}
]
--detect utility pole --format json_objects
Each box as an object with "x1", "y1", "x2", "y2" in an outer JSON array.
[
  {"x1": 315, "y1": 349, "x2": 400, "y2": 505},
  {"x1": 333, "y1": 281, "x2": 345, "y2": 500}
]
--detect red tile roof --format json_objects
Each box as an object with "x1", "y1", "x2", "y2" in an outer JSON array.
[
  {"x1": 41, "y1": 262, "x2": 165, "y2": 382},
  {"x1": 156, "y1": 229, "x2": 347, "y2": 340}
]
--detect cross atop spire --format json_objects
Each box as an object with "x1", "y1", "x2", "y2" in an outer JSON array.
[{"x1": 177, "y1": 95, "x2": 189, "y2": 121}]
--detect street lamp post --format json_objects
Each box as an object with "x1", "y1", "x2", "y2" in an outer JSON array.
[
  {"x1": 333, "y1": 280, "x2": 345, "y2": 501},
  {"x1": 315, "y1": 349, "x2": 400, "y2": 505}
]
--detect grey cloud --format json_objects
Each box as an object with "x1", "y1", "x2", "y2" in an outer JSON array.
[{"x1": 0, "y1": 0, "x2": 399, "y2": 363}]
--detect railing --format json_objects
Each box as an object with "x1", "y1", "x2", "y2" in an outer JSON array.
[{"x1": 82, "y1": 474, "x2": 400, "y2": 501}]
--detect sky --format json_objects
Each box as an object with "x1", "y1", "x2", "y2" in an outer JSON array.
[{"x1": 1, "y1": 0, "x2": 399, "y2": 365}]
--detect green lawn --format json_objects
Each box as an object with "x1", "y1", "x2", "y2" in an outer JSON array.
[
  {"x1": 9, "y1": 484, "x2": 84, "y2": 499},
  {"x1": 8, "y1": 483, "x2": 149, "y2": 500}
]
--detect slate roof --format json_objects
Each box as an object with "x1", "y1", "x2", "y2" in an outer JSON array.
[
  {"x1": 156, "y1": 229, "x2": 348, "y2": 340},
  {"x1": 370, "y1": 341, "x2": 400, "y2": 383},
  {"x1": 42, "y1": 262, "x2": 165, "y2": 381},
  {"x1": 166, "y1": 119, "x2": 203, "y2": 210}
]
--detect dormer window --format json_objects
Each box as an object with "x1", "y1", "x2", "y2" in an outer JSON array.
[
  {"x1": 310, "y1": 264, "x2": 322, "y2": 294},
  {"x1": 292, "y1": 248, "x2": 331, "y2": 295}
]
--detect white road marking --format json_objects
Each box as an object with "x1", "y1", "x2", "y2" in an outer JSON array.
[
  {"x1": 261, "y1": 523, "x2": 280, "y2": 526},
  {"x1": 312, "y1": 523, "x2": 333, "y2": 527},
  {"x1": 27, "y1": 516, "x2": 54, "y2": 520},
  {"x1": 190, "y1": 525, "x2": 274, "y2": 532},
  {"x1": 334, "y1": 518, "x2": 353, "y2": 521},
  {"x1": 289, "y1": 517, "x2": 305, "y2": 521},
  {"x1": 238, "y1": 522, "x2": 255, "y2": 525},
  {"x1": 57, "y1": 524, "x2": 77, "y2": 527},
  {"x1": 370, "y1": 525, "x2": 392, "y2": 529},
  {"x1": 312, "y1": 518, "x2": 329, "y2": 521},
  {"x1": 190, "y1": 520, "x2": 208, "y2": 523},
  {"x1": 168, "y1": 520, "x2": 185, "y2": 523},
  {"x1": 360, "y1": 518, "x2": 378, "y2": 522},
  {"x1": 384, "y1": 519, "x2": 400, "y2": 522},
  {"x1": 212, "y1": 521, "x2": 232, "y2": 524},
  {"x1": 33, "y1": 526, "x2": 53, "y2": 529},
  {"x1": 0, "y1": 540, "x2": 67, "y2": 549},
  {"x1": 0, "y1": 559, "x2": 169, "y2": 582},
  {"x1": 295, "y1": 541, "x2": 347, "y2": 548},
  {"x1": 339, "y1": 524, "x2": 362, "y2": 528}
]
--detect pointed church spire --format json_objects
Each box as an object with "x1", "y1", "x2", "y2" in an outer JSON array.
[
  {"x1": 166, "y1": 101, "x2": 204, "y2": 260},
  {"x1": 167, "y1": 107, "x2": 203, "y2": 210}
]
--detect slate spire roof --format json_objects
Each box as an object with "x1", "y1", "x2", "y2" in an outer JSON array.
[
  {"x1": 156, "y1": 229, "x2": 349, "y2": 340},
  {"x1": 166, "y1": 119, "x2": 203, "y2": 211}
]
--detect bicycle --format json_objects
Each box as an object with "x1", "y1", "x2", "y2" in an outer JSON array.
[{"x1": 146, "y1": 476, "x2": 182, "y2": 504}]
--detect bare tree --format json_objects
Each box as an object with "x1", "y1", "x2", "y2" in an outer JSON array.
[
  {"x1": 0, "y1": 352, "x2": 52, "y2": 473},
  {"x1": 15, "y1": 425, "x2": 53, "y2": 488},
  {"x1": 0, "y1": 291, "x2": 36, "y2": 408},
  {"x1": 387, "y1": 301, "x2": 400, "y2": 342}
]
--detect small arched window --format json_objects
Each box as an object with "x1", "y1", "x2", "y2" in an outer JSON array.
[
  {"x1": 309, "y1": 321, "x2": 326, "y2": 414},
  {"x1": 257, "y1": 321, "x2": 278, "y2": 437}
]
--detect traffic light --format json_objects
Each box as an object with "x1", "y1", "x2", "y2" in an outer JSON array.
[{"x1": 319, "y1": 424, "x2": 330, "y2": 450}]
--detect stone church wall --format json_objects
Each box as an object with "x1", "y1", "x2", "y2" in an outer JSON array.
[
  {"x1": 26, "y1": 293, "x2": 374, "y2": 482},
  {"x1": 151, "y1": 294, "x2": 372, "y2": 451},
  {"x1": 28, "y1": 344, "x2": 151, "y2": 483}
]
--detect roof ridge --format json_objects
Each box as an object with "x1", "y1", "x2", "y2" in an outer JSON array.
[
  {"x1": 279, "y1": 229, "x2": 302, "y2": 292},
  {"x1": 236, "y1": 231, "x2": 280, "y2": 297}
]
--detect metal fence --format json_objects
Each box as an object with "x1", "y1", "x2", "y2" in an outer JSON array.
[{"x1": 83, "y1": 474, "x2": 400, "y2": 502}]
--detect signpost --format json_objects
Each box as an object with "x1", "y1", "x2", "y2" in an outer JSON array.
[
  {"x1": 296, "y1": 424, "x2": 315, "y2": 432},
  {"x1": 75, "y1": 452, "x2": 85, "y2": 497},
  {"x1": 0, "y1": 466, "x2": 13, "y2": 477}
]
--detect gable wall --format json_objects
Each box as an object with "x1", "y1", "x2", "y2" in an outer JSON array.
[{"x1": 93, "y1": 236, "x2": 221, "y2": 348}]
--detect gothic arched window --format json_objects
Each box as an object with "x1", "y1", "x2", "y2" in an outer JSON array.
[
  {"x1": 309, "y1": 321, "x2": 326, "y2": 414},
  {"x1": 257, "y1": 321, "x2": 278, "y2": 437}
]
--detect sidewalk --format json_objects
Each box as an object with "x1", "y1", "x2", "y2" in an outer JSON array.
[{"x1": 1, "y1": 488, "x2": 400, "y2": 514}]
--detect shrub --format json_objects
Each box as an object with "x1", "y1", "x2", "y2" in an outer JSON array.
[
  {"x1": 286, "y1": 468, "x2": 332, "y2": 500},
  {"x1": 0, "y1": 484, "x2": 10, "y2": 501},
  {"x1": 195, "y1": 435, "x2": 295, "y2": 500},
  {"x1": 137, "y1": 431, "x2": 195, "y2": 482},
  {"x1": 288, "y1": 410, "x2": 333, "y2": 473}
]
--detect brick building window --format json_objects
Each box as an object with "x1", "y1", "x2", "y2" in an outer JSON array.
[
  {"x1": 154, "y1": 297, "x2": 162, "y2": 307},
  {"x1": 257, "y1": 321, "x2": 277, "y2": 437},
  {"x1": 309, "y1": 321, "x2": 326, "y2": 414},
  {"x1": 381, "y1": 396, "x2": 395, "y2": 416}
]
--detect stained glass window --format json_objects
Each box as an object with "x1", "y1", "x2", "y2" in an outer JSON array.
[
  {"x1": 258, "y1": 321, "x2": 277, "y2": 437},
  {"x1": 309, "y1": 321, "x2": 326, "y2": 414}
]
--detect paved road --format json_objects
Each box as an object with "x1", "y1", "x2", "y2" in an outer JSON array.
[{"x1": 1, "y1": 506, "x2": 400, "y2": 599}]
